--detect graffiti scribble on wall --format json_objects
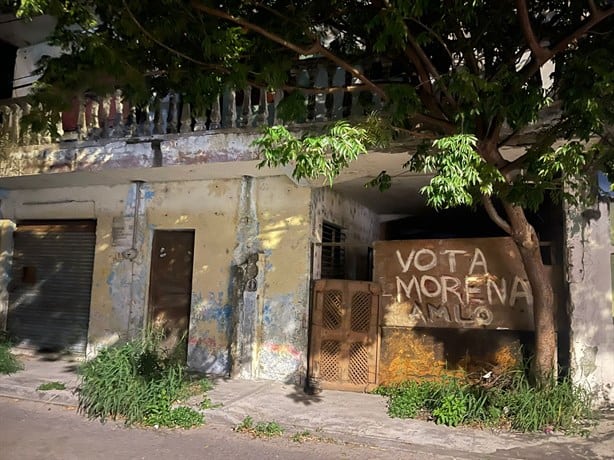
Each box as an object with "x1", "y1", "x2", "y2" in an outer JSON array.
[{"x1": 374, "y1": 237, "x2": 534, "y2": 330}]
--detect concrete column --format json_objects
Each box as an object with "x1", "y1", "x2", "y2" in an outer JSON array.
[
  {"x1": 0, "y1": 219, "x2": 16, "y2": 331},
  {"x1": 565, "y1": 199, "x2": 614, "y2": 406},
  {"x1": 230, "y1": 176, "x2": 261, "y2": 379}
]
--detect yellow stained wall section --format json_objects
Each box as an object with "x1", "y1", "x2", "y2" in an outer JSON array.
[
  {"x1": 2, "y1": 176, "x2": 312, "y2": 380},
  {"x1": 256, "y1": 177, "x2": 312, "y2": 381}
]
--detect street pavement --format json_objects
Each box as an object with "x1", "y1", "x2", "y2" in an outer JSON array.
[{"x1": 1, "y1": 354, "x2": 612, "y2": 459}]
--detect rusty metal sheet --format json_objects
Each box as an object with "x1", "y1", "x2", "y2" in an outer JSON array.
[{"x1": 373, "y1": 237, "x2": 534, "y2": 331}]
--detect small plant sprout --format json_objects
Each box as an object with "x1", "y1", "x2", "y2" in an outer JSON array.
[{"x1": 37, "y1": 381, "x2": 66, "y2": 391}]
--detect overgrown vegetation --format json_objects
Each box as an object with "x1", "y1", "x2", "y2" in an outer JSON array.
[
  {"x1": 235, "y1": 416, "x2": 285, "y2": 438},
  {"x1": 37, "y1": 381, "x2": 66, "y2": 391},
  {"x1": 78, "y1": 331, "x2": 207, "y2": 428},
  {"x1": 0, "y1": 336, "x2": 23, "y2": 375},
  {"x1": 375, "y1": 369, "x2": 595, "y2": 434}
]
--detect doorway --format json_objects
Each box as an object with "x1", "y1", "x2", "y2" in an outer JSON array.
[{"x1": 148, "y1": 230, "x2": 195, "y2": 359}]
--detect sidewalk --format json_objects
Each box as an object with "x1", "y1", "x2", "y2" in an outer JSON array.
[{"x1": 1, "y1": 355, "x2": 613, "y2": 459}]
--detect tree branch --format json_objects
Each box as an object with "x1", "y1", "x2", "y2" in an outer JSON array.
[
  {"x1": 518, "y1": 1, "x2": 614, "y2": 82},
  {"x1": 404, "y1": 46, "x2": 449, "y2": 121},
  {"x1": 482, "y1": 195, "x2": 512, "y2": 235},
  {"x1": 515, "y1": 0, "x2": 551, "y2": 65},
  {"x1": 122, "y1": 0, "x2": 228, "y2": 72},
  {"x1": 406, "y1": 30, "x2": 457, "y2": 110},
  {"x1": 191, "y1": 1, "x2": 387, "y2": 100},
  {"x1": 412, "y1": 113, "x2": 456, "y2": 135}
]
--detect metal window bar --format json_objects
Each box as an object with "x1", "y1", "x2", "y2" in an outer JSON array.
[{"x1": 321, "y1": 223, "x2": 345, "y2": 279}]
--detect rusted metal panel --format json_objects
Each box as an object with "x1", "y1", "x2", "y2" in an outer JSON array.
[
  {"x1": 374, "y1": 237, "x2": 534, "y2": 331},
  {"x1": 309, "y1": 279, "x2": 380, "y2": 392},
  {"x1": 148, "y1": 230, "x2": 195, "y2": 358},
  {"x1": 378, "y1": 327, "x2": 525, "y2": 385}
]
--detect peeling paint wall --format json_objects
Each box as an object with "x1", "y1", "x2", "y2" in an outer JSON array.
[
  {"x1": 311, "y1": 187, "x2": 380, "y2": 280},
  {"x1": 256, "y1": 178, "x2": 311, "y2": 382},
  {"x1": 0, "y1": 219, "x2": 16, "y2": 330},
  {"x1": 565, "y1": 200, "x2": 614, "y2": 406},
  {"x1": 1, "y1": 175, "x2": 312, "y2": 382}
]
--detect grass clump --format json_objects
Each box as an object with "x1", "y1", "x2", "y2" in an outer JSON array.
[
  {"x1": 37, "y1": 381, "x2": 66, "y2": 391},
  {"x1": 78, "y1": 330, "x2": 204, "y2": 429},
  {"x1": 375, "y1": 370, "x2": 595, "y2": 433},
  {"x1": 0, "y1": 336, "x2": 23, "y2": 374},
  {"x1": 235, "y1": 416, "x2": 284, "y2": 437}
]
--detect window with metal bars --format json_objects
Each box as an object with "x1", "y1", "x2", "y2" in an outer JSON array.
[{"x1": 321, "y1": 222, "x2": 346, "y2": 279}]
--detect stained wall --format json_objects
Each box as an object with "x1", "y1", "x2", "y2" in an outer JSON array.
[
  {"x1": 0, "y1": 175, "x2": 312, "y2": 381},
  {"x1": 311, "y1": 187, "x2": 380, "y2": 280}
]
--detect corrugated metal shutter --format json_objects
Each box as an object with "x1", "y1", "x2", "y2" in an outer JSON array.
[{"x1": 7, "y1": 220, "x2": 96, "y2": 355}]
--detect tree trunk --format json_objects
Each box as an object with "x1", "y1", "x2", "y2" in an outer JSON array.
[{"x1": 502, "y1": 201, "x2": 557, "y2": 383}]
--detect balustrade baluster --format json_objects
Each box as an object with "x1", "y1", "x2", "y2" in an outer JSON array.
[
  {"x1": 168, "y1": 92, "x2": 178, "y2": 134},
  {"x1": 239, "y1": 86, "x2": 252, "y2": 127},
  {"x1": 351, "y1": 64, "x2": 365, "y2": 117},
  {"x1": 314, "y1": 65, "x2": 328, "y2": 122},
  {"x1": 157, "y1": 94, "x2": 169, "y2": 134},
  {"x1": 10, "y1": 103, "x2": 21, "y2": 143},
  {"x1": 0, "y1": 105, "x2": 10, "y2": 142},
  {"x1": 21, "y1": 102, "x2": 32, "y2": 144},
  {"x1": 332, "y1": 68, "x2": 345, "y2": 120},
  {"x1": 192, "y1": 105, "x2": 207, "y2": 132},
  {"x1": 210, "y1": 96, "x2": 221, "y2": 129},
  {"x1": 77, "y1": 97, "x2": 87, "y2": 140},
  {"x1": 296, "y1": 69, "x2": 311, "y2": 123},
  {"x1": 89, "y1": 100, "x2": 100, "y2": 137},
  {"x1": 255, "y1": 88, "x2": 268, "y2": 127},
  {"x1": 100, "y1": 95, "x2": 112, "y2": 138},
  {"x1": 222, "y1": 89, "x2": 236, "y2": 128},
  {"x1": 179, "y1": 99, "x2": 191, "y2": 133},
  {"x1": 269, "y1": 90, "x2": 284, "y2": 126}
]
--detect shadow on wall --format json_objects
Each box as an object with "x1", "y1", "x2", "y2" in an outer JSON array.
[{"x1": 5, "y1": 222, "x2": 96, "y2": 354}]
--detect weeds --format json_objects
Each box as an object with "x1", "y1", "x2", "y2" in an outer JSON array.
[
  {"x1": 199, "y1": 395, "x2": 222, "y2": 410},
  {"x1": 37, "y1": 381, "x2": 66, "y2": 391},
  {"x1": 235, "y1": 416, "x2": 284, "y2": 437},
  {"x1": 291, "y1": 430, "x2": 314, "y2": 443},
  {"x1": 0, "y1": 337, "x2": 23, "y2": 374},
  {"x1": 78, "y1": 330, "x2": 205, "y2": 428},
  {"x1": 375, "y1": 369, "x2": 595, "y2": 433}
]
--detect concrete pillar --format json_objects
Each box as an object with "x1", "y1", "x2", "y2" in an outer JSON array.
[
  {"x1": 565, "y1": 199, "x2": 614, "y2": 406},
  {"x1": 0, "y1": 219, "x2": 16, "y2": 331}
]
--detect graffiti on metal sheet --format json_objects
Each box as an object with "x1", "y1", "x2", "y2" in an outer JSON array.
[{"x1": 374, "y1": 238, "x2": 534, "y2": 330}]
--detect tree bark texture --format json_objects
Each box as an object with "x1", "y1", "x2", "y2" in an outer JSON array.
[{"x1": 503, "y1": 202, "x2": 557, "y2": 382}]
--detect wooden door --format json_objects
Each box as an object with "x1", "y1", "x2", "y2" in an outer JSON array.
[
  {"x1": 309, "y1": 279, "x2": 380, "y2": 392},
  {"x1": 148, "y1": 230, "x2": 194, "y2": 358}
]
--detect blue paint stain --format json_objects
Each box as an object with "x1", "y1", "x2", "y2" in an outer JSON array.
[
  {"x1": 262, "y1": 303, "x2": 273, "y2": 326},
  {"x1": 143, "y1": 189, "x2": 155, "y2": 201},
  {"x1": 263, "y1": 249, "x2": 273, "y2": 272},
  {"x1": 106, "y1": 270, "x2": 115, "y2": 286},
  {"x1": 191, "y1": 291, "x2": 233, "y2": 336}
]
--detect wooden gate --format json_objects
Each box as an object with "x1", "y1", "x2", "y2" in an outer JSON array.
[{"x1": 309, "y1": 279, "x2": 380, "y2": 392}]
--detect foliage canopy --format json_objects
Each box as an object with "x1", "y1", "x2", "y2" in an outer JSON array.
[{"x1": 4, "y1": 0, "x2": 613, "y2": 210}]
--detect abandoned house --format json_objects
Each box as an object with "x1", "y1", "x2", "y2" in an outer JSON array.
[{"x1": 0, "y1": 13, "x2": 612, "y2": 405}]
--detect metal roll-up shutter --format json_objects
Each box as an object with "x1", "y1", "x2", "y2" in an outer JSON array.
[{"x1": 7, "y1": 220, "x2": 96, "y2": 355}]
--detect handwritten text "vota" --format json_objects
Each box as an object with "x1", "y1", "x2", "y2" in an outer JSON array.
[{"x1": 393, "y1": 248, "x2": 533, "y2": 308}]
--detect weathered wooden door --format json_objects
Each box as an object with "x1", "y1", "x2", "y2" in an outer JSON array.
[
  {"x1": 148, "y1": 230, "x2": 194, "y2": 358},
  {"x1": 309, "y1": 279, "x2": 380, "y2": 392}
]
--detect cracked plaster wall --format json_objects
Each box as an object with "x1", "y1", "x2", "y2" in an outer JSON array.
[
  {"x1": 0, "y1": 176, "x2": 312, "y2": 383},
  {"x1": 311, "y1": 187, "x2": 380, "y2": 280},
  {"x1": 565, "y1": 199, "x2": 614, "y2": 406}
]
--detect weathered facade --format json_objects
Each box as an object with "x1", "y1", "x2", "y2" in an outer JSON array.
[{"x1": 0, "y1": 14, "x2": 612, "y2": 405}]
